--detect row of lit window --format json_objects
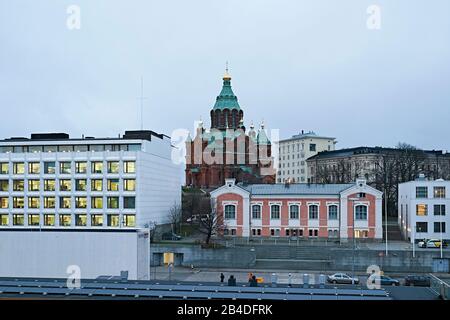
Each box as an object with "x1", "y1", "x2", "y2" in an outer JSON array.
[
  {"x1": 0, "y1": 196, "x2": 135, "y2": 209},
  {"x1": 0, "y1": 178, "x2": 135, "y2": 192},
  {"x1": 415, "y1": 204, "x2": 446, "y2": 216},
  {"x1": 0, "y1": 160, "x2": 135, "y2": 175},
  {"x1": 0, "y1": 144, "x2": 141, "y2": 154},
  {"x1": 0, "y1": 213, "x2": 136, "y2": 227},
  {"x1": 224, "y1": 204, "x2": 368, "y2": 220},
  {"x1": 229, "y1": 228, "x2": 368, "y2": 238},
  {"x1": 416, "y1": 186, "x2": 446, "y2": 198},
  {"x1": 277, "y1": 177, "x2": 306, "y2": 183}
]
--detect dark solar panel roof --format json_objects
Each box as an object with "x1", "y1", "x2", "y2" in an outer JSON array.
[{"x1": 0, "y1": 278, "x2": 390, "y2": 300}]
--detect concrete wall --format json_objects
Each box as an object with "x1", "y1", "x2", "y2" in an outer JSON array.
[
  {"x1": 151, "y1": 244, "x2": 256, "y2": 269},
  {"x1": 138, "y1": 139, "x2": 182, "y2": 226},
  {"x1": 330, "y1": 249, "x2": 450, "y2": 273},
  {"x1": 151, "y1": 243, "x2": 449, "y2": 273},
  {"x1": 0, "y1": 229, "x2": 150, "y2": 280}
]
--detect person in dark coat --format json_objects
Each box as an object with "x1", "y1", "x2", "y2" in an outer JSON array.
[
  {"x1": 220, "y1": 273, "x2": 225, "y2": 283},
  {"x1": 250, "y1": 275, "x2": 258, "y2": 287},
  {"x1": 228, "y1": 275, "x2": 236, "y2": 286}
]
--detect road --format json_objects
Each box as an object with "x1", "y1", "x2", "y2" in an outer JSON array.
[{"x1": 150, "y1": 266, "x2": 444, "y2": 300}]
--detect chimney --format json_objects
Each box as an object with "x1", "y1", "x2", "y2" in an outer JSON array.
[
  {"x1": 284, "y1": 178, "x2": 291, "y2": 188},
  {"x1": 416, "y1": 174, "x2": 426, "y2": 181}
]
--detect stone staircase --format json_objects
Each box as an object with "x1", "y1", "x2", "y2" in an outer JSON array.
[
  {"x1": 384, "y1": 219, "x2": 403, "y2": 241},
  {"x1": 253, "y1": 245, "x2": 334, "y2": 270}
]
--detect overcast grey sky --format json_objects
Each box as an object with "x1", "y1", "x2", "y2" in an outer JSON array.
[{"x1": 1, "y1": 0, "x2": 449, "y2": 151}]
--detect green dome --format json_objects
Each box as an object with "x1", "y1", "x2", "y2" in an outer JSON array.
[
  {"x1": 257, "y1": 124, "x2": 271, "y2": 145},
  {"x1": 213, "y1": 76, "x2": 241, "y2": 110}
]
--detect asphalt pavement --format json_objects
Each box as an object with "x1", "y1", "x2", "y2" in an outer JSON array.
[{"x1": 149, "y1": 266, "x2": 445, "y2": 300}]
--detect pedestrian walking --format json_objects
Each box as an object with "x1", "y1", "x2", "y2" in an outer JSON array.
[
  {"x1": 220, "y1": 273, "x2": 225, "y2": 283},
  {"x1": 288, "y1": 273, "x2": 292, "y2": 287}
]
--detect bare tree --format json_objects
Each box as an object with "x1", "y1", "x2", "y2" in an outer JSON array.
[
  {"x1": 168, "y1": 202, "x2": 182, "y2": 234},
  {"x1": 311, "y1": 143, "x2": 450, "y2": 217},
  {"x1": 373, "y1": 152, "x2": 398, "y2": 217},
  {"x1": 372, "y1": 143, "x2": 427, "y2": 216},
  {"x1": 337, "y1": 158, "x2": 354, "y2": 183},
  {"x1": 315, "y1": 163, "x2": 332, "y2": 184},
  {"x1": 182, "y1": 190, "x2": 204, "y2": 222},
  {"x1": 190, "y1": 197, "x2": 226, "y2": 244}
]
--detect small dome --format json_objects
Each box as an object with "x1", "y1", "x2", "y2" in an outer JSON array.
[{"x1": 223, "y1": 71, "x2": 231, "y2": 81}]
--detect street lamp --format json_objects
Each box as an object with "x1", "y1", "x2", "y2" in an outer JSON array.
[
  {"x1": 349, "y1": 197, "x2": 360, "y2": 285},
  {"x1": 440, "y1": 212, "x2": 444, "y2": 259},
  {"x1": 384, "y1": 187, "x2": 388, "y2": 256},
  {"x1": 413, "y1": 225, "x2": 423, "y2": 259},
  {"x1": 413, "y1": 225, "x2": 418, "y2": 258}
]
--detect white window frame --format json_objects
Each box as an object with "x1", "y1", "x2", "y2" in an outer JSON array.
[
  {"x1": 308, "y1": 228, "x2": 319, "y2": 237},
  {"x1": 354, "y1": 229, "x2": 369, "y2": 238},
  {"x1": 270, "y1": 228, "x2": 281, "y2": 237},
  {"x1": 326, "y1": 203, "x2": 339, "y2": 220},
  {"x1": 269, "y1": 202, "x2": 282, "y2": 220},
  {"x1": 354, "y1": 203, "x2": 369, "y2": 221},
  {"x1": 222, "y1": 201, "x2": 237, "y2": 221},
  {"x1": 307, "y1": 202, "x2": 320, "y2": 220},
  {"x1": 287, "y1": 201, "x2": 301, "y2": 220},
  {"x1": 251, "y1": 228, "x2": 262, "y2": 236},
  {"x1": 251, "y1": 202, "x2": 262, "y2": 220}
]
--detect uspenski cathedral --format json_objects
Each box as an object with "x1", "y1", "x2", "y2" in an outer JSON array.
[{"x1": 185, "y1": 69, "x2": 275, "y2": 189}]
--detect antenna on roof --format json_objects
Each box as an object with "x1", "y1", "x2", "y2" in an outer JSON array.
[{"x1": 138, "y1": 76, "x2": 147, "y2": 131}]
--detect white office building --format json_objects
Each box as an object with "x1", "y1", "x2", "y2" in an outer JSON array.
[
  {"x1": 0, "y1": 130, "x2": 181, "y2": 229},
  {"x1": 398, "y1": 175, "x2": 449, "y2": 243},
  {"x1": 277, "y1": 131, "x2": 336, "y2": 183},
  {"x1": 0, "y1": 130, "x2": 181, "y2": 280}
]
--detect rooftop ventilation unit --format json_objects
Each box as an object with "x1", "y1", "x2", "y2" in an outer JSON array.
[
  {"x1": 30, "y1": 133, "x2": 69, "y2": 140},
  {"x1": 123, "y1": 130, "x2": 164, "y2": 141},
  {"x1": 5, "y1": 137, "x2": 28, "y2": 141},
  {"x1": 416, "y1": 173, "x2": 427, "y2": 181}
]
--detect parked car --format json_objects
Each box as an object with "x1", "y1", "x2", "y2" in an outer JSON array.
[
  {"x1": 404, "y1": 275, "x2": 431, "y2": 287},
  {"x1": 327, "y1": 273, "x2": 360, "y2": 285},
  {"x1": 418, "y1": 239, "x2": 448, "y2": 248},
  {"x1": 161, "y1": 232, "x2": 182, "y2": 241},
  {"x1": 379, "y1": 275, "x2": 400, "y2": 286}
]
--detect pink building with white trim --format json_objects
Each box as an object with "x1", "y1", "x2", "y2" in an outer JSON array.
[{"x1": 210, "y1": 179, "x2": 383, "y2": 240}]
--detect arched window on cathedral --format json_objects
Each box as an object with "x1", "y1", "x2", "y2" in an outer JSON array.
[
  {"x1": 215, "y1": 110, "x2": 220, "y2": 128},
  {"x1": 232, "y1": 109, "x2": 237, "y2": 128}
]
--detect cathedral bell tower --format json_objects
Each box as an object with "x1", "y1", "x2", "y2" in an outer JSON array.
[{"x1": 210, "y1": 68, "x2": 244, "y2": 131}]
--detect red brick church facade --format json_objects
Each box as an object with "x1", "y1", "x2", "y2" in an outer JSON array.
[{"x1": 185, "y1": 71, "x2": 275, "y2": 189}]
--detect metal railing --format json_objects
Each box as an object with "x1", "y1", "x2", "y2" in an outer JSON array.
[
  {"x1": 429, "y1": 273, "x2": 450, "y2": 300},
  {"x1": 218, "y1": 236, "x2": 358, "y2": 248}
]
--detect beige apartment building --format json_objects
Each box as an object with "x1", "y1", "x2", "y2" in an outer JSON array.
[{"x1": 277, "y1": 131, "x2": 336, "y2": 183}]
